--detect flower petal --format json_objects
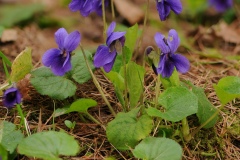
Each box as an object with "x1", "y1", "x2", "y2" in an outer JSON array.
[
  {"x1": 69, "y1": 0, "x2": 82, "y2": 12},
  {"x1": 62, "y1": 52, "x2": 72, "y2": 73},
  {"x1": 55, "y1": 28, "x2": 68, "y2": 50},
  {"x1": 94, "y1": 45, "x2": 117, "y2": 68},
  {"x1": 107, "y1": 21, "x2": 116, "y2": 37},
  {"x1": 80, "y1": 0, "x2": 93, "y2": 16},
  {"x1": 156, "y1": 1, "x2": 171, "y2": 21},
  {"x1": 166, "y1": 0, "x2": 182, "y2": 14},
  {"x1": 154, "y1": 32, "x2": 170, "y2": 54},
  {"x1": 167, "y1": 29, "x2": 180, "y2": 53},
  {"x1": 64, "y1": 31, "x2": 81, "y2": 52},
  {"x1": 103, "y1": 55, "x2": 117, "y2": 73},
  {"x1": 3, "y1": 87, "x2": 22, "y2": 108},
  {"x1": 50, "y1": 56, "x2": 67, "y2": 76},
  {"x1": 42, "y1": 49, "x2": 62, "y2": 67},
  {"x1": 157, "y1": 54, "x2": 175, "y2": 78},
  {"x1": 106, "y1": 31, "x2": 126, "y2": 47},
  {"x1": 171, "y1": 53, "x2": 190, "y2": 74}
]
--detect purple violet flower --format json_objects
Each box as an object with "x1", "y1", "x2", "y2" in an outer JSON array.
[
  {"x1": 3, "y1": 87, "x2": 22, "y2": 108},
  {"x1": 154, "y1": 29, "x2": 190, "y2": 78},
  {"x1": 42, "y1": 28, "x2": 81, "y2": 76},
  {"x1": 209, "y1": 0, "x2": 233, "y2": 12},
  {"x1": 69, "y1": 0, "x2": 108, "y2": 17},
  {"x1": 94, "y1": 22, "x2": 126, "y2": 72},
  {"x1": 156, "y1": 0, "x2": 182, "y2": 21}
]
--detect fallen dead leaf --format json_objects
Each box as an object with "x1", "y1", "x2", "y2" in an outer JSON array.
[{"x1": 114, "y1": 0, "x2": 144, "y2": 25}]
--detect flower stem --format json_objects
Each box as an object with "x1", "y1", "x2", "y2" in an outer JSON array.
[
  {"x1": 102, "y1": 0, "x2": 107, "y2": 41},
  {"x1": 191, "y1": 104, "x2": 223, "y2": 138},
  {"x1": 3, "y1": 60, "x2": 10, "y2": 81},
  {"x1": 182, "y1": 117, "x2": 191, "y2": 142},
  {"x1": 84, "y1": 112, "x2": 106, "y2": 130},
  {"x1": 80, "y1": 45, "x2": 116, "y2": 117},
  {"x1": 16, "y1": 104, "x2": 30, "y2": 136},
  {"x1": 154, "y1": 75, "x2": 161, "y2": 108},
  {"x1": 111, "y1": 0, "x2": 115, "y2": 20},
  {"x1": 122, "y1": 46, "x2": 129, "y2": 111}
]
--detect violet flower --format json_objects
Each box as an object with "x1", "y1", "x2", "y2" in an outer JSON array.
[
  {"x1": 3, "y1": 87, "x2": 22, "y2": 108},
  {"x1": 154, "y1": 29, "x2": 190, "y2": 78},
  {"x1": 156, "y1": 0, "x2": 182, "y2": 21},
  {"x1": 94, "y1": 22, "x2": 126, "y2": 72},
  {"x1": 209, "y1": 0, "x2": 233, "y2": 12},
  {"x1": 69, "y1": 0, "x2": 108, "y2": 17},
  {"x1": 42, "y1": 28, "x2": 81, "y2": 76}
]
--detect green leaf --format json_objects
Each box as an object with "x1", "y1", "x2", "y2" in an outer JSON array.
[
  {"x1": 146, "y1": 86, "x2": 198, "y2": 122},
  {"x1": 0, "y1": 121, "x2": 24, "y2": 154},
  {"x1": 213, "y1": 76, "x2": 240, "y2": 105},
  {"x1": 0, "y1": 51, "x2": 12, "y2": 66},
  {"x1": 104, "y1": 71, "x2": 125, "y2": 106},
  {"x1": 30, "y1": 67, "x2": 77, "y2": 100},
  {"x1": 111, "y1": 46, "x2": 131, "y2": 73},
  {"x1": 64, "y1": 120, "x2": 75, "y2": 129},
  {"x1": 133, "y1": 137, "x2": 182, "y2": 160},
  {"x1": 127, "y1": 61, "x2": 145, "y2": 108},
  {"x1": 0, "y1": 143, "x2": 8, "y2": 160},
  {"x1": 10, "y1": 47, "x2": 33, "y2": 82},
  {"x1": 18, "y1": 131, "x2": 80, "y2": 160},
  {"x1": 0, "y1": 4, "x2": 44, "y2": 27},
  {"x1": 67, "y1": 98, "x2": 97, "y2": 113},
  {"x1": 192, "y1": 86, "x2": 218, "y2": 128},
  {"x1": 160, "y1": 69, "x2": 180, "y2": 89},
  {"x1": 125, "y1": 23, "x2": 139, "y2": 54},
  {"x1": 106, "y1": 108, "x2": 153, "y2": 151},
  {"x1": 70, "y1": 50, "x2": 94, "y2": 84}
]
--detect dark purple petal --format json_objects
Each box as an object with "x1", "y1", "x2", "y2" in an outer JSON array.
[
  {"x1": 55, "y1": 28, "x2": 68, "y2": 50},
  {"x1": 157, "y1": 54, "x2": 175, "y2": 78},
  {"x1": 171, "y1": 53, "x2": 190, "y2": 74},
  {"x1": 156, "y1": 0, "x2": 171, "y2": 21},
  {"x1": 166, "y1": 0, "x2": 183, "y2": 14},
  {"x1": 154, "y1": 32, "x2": 170, "y2": 54},
  {"x1": 103, "y1": 55, "x2": 117, "y2": 73},
  {"x1": 81, "y1": 0, "x2": 93, "y2": 16},
  {"x1": 62, "y1": 52, "x2": 72, "y2": 72},
  {"x1": 107, "y1": 21, "x2": 116, "y2": 37},
  {"x1": 93, "y1": 0, "x2": 108, "y2": 16},
  {"x1": 50, "y1": 56, "x2": 69, "y2": 76},
  {"x1": 106, "y1": 31, "x2": 126, "y2": 47},
  {"x1": 64, "y1": 31, "x2": 81, "y2": 52},
  {"x1": 209, "y1": 0, "x2": 232, "y2": 12},
  {"x1": 42, "y1": 49, "x2": 71, "y2": 76},
  {"x1": 42, "y1": 49, "x2": 62, "y2": 67},
  {"x1": 94, "y1": 45, "x2": 117, "y2": 68},
  {"x1": 167, "y1": 29, "x2": 180, "y2": 53},
  {"x1": 69, "y1": 0, "x2": 82, "y2": 12},
  {"x1": 3, "y1": 87, "x2": 22, "y2": 108}
]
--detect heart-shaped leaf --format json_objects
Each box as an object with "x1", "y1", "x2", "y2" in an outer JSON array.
[
  {"x1": 147, "y1": 86, "x2": 198, "y2": 122},
  {"x1": 0, "y1": 121, "x2": 24, "y2": 154},
  {"x1": 67, "y1": 98, "x2": 97, "y2": 113},
  {"x1": 70, "y1": 50, "x2": 94, "y2": 84},
  {"x1": 192, "y1": 86, "x2": 218, "y2": 128},
  {"x1": 106, "y1": 108, "x2": 153, "y2": 150},
  {"x1": 30, "y1": 67, "x2": 77, "y2": 100},
  {"x1": 213, "y1": 76, "x2": 240, "y2": 105},
  {"x1": 10, "y1": 47, "x2": 33, "y2": 82},
  {"x1": 18, "y1": 131, "x2": 80, "y2": 160},
  {"x1": 133, "y1": 137, "x2": 182, "y2": 160},
  {"x1": 125, "y1": 23, "x2": 139, "y2": 54}
]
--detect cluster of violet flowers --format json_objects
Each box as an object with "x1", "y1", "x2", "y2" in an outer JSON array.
[{"x1": 2, "y1": 0, "x2": 234, "y2": 108}]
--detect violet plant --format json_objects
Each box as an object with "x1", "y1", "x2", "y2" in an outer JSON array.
[{"x1": 0, "y1": 0, "x2": 240, "y2": 160}]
